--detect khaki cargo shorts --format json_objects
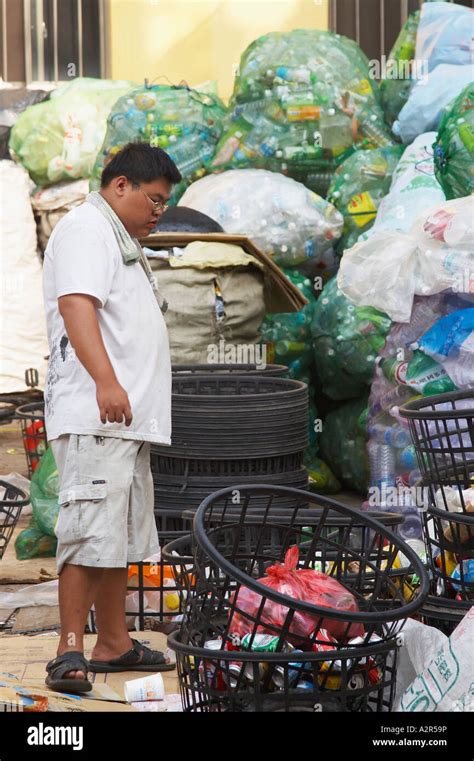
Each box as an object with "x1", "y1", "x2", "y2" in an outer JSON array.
[{"x1": 50, "y1": 434, "x2": 159, "y2": 575}]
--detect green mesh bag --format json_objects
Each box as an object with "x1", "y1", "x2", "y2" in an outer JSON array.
[
  {"x1": 312, "y1": 277, "x2": 391, "y2": 400},
  {"x1": 319, "y1": 396, "x2": 369, "y2": 494},
  {"x1": 434, "y1": 82, "x2": 474, "y2": 200}
]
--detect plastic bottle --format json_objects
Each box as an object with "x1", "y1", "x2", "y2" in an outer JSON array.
[
  {"x1": 368, "y1": 422, "x2": 410, "y2": 449},
  {"x1": 368, "y1": 441, "x2": 396, "y2": 492},
  {"x1": 398, "y1": 509, "x2": 423, "y2": 541}
]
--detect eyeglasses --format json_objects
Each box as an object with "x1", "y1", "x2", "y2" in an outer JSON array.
[{"x1": 137, "y1": 186, "x2": 168, "y2": 213}]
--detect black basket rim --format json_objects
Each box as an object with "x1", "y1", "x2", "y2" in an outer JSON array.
[
  {"x1": 162, "y1": 534, "x2": 194, "y2": 564},
  {"x1": 193, "y1": 485, "x2": 430, "y2": 622},
  {"x1": 422, "y1": 595, "x2": 472, "y2": 617},
  {"x1": 166, "y1": 628, "x2": 396, "y2": 662},
  {"x1": 0, "y1": 480, "x2": 30, "y2": 507},
  {"x1": 172, "y1": 364, "x2": 288, "y2": 375},
  {"x1": 171, "y1": 375, "x2": 307, "y2": 400},
  {"x1": 426, "y1": 505, "x2": 474, "y2": 524},
  {"x1": 399, "y1": 389, "x2": 474, "y2": 420},
  {"x1": 182, "y1": 505, "x2": 405, "y2": 526},
  {"x1": 15, "y1": 402, "x2": 45, "y2": 419}
]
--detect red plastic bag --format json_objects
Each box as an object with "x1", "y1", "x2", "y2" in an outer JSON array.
[{"x1": 229, "y1": 546, "x2": 364, "y2": 643}]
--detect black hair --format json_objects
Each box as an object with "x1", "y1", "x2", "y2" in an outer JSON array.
[{"x1": 100, "y1": 142, "x2": 182, "y2": 187}]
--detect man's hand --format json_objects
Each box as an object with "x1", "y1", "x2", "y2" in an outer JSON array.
[{"x1": 96, "y1": 380, "x2": 133, "y2": 426}]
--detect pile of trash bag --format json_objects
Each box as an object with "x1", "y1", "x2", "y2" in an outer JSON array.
[
  {"x1": 379, "y1": 11, "x2": 420, "y2": 128},
  {"x1": 209, "y1": 29, "x2": 393, "y2": 196},
  {"x1": 311, "y1": 276, "x2": 391, "y2": 401},
  {"x1": 367, "y1": 291, "x2": 474, "y2": 520},
  {"x1": 319, "y1": 395, "x2": 370, "y2": 494},
  {"x1": 90, "y1": 84, "x2": 226, "y2": 202},
  {"x1": 15, "y1": 447, "x2": 59, "y2": 560},
  {"x1": 434, "y1": 82, "x2": 474, "y2": 200},
  {"x1": 179, "y1": 168, "x2": 343, "y2": 269},
  {"x1": 327, "y1": 145, "x2": 404, "y2": 254},
  {"x1": 338, "y1": 195, "x2": 474, "y2": 323},
  {"x1": 9, "y1": 77, "x2": 133, "y2": 186}
]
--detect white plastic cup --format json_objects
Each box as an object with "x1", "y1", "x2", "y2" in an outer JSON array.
[{"x1": 124, "y1": 673, "x2": 165, "y2": 703}]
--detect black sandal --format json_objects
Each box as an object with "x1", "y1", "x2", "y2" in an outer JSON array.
[
  {"x1": 45, "y1": 651, "x2": 93, "y2": 694},
  {"x1": 88, "y1": 638, "x2": 175, "y2": 673}
]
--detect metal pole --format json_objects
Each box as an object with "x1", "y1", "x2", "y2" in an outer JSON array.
[
  {"x1": 23, "y1": 0, "x2": 32, "y2": 85},
  {"x1": 53, "y1": 0, "x2": 58, "y2": 83},
  {"x1": 355, "y1": 0, "x2": 360, "y2": 46},
  {"x1": 37, "y1": 0, "x2": 44, "y2": 82},
  {"x1": 401, "y1": 0, "x2": 409, "y2": 27},
  {"x1": 77, "y1": 0, "x2": 82, "y2": 76},
  {"x1": 1, "y1": 0, "x2": 7, "y2": 81},
  {"x1": 99, "y1": 0, "x2": 106, "y2": 78},
  {"x1": 380, "y1": 0, "x2": 385, "y2": 58}
]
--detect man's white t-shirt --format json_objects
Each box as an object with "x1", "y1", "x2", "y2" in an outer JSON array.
[{"x1": 42, "y1": 202, "x2": 171, "y2": 445}]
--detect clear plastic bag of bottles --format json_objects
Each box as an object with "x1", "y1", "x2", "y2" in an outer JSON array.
[
  {"x1": 9, "y1": 78, "x2": 133, "y2": 185},
  {"x1": 261, "y1": 268, "x2": 316, "y2": 376},
  {"x1": 311, "y1": 277, "x2": 391, "y2": 401},
  {"x1": 379, "y1": 11, "x2": 420, "y2": 128},
  {"x1": 434, "y1": 82, "x2": 474, "y2": 200},
  {"x1": 90, "y1": 84, "x2": 226, "y2": 202},
  {"x1": 209, "y1": 29, "x2": 393, "y2": 197},
  {"x1": 319, "y1": 396, "x2": 370, "y2": 495},
  {"x1": 366, "y1": 291, "x2": 473, "y2": 517},
  {"x1": 180, "y1": 168, "x2": 343, "y2": 268},
  {"x1": 327, "y1": 145, "x2": 404, "y2": 255}
]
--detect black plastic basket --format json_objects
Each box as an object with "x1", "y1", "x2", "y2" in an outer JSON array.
[
  {"x1": 0, "y1": 481, "x2": 29, "y2": 559},
  {"x1": 168, "y1": 486, "x2": 429, "y2": 712},
  {"x1": 399, "y1": 391, "x2": 474, "y2": 603},
  {"x1": 150, "y1": 452, "x2": 304, "y2": 478},
  {"x1": 16, "y1": 402, "x2": 47, "y2": 477},
  {"x1": 153, "y1": 375, "x2": 308, "y2": 459}
]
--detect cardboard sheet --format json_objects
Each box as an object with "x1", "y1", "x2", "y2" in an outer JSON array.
[{"x1": 0, "y1": 631, "x2": 181, "y2": 712}]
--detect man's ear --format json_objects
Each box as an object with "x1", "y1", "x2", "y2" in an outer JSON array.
[{"x1": 113, "y1": 175, "x2": 129, "y2": 198}]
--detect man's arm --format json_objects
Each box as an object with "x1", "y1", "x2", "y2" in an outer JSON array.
[{"x1": 58, "y1": 294, "x2": 132, "y2": 426}]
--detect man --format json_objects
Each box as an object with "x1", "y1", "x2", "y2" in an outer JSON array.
[{"x1": 42, "y1": 142, "x2": 181, "y2": 693}]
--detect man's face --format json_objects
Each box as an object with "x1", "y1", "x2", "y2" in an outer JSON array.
[{"x1": 107, "y1": 176, "x2": 172, "y2": 238}]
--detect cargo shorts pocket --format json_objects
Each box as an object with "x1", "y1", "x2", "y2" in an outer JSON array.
[{"x1": 56, "y1": 483, "x2": 109, "y2": 546}]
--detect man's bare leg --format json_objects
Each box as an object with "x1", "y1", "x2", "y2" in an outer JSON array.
[
  {"x1": 57, "y1": 563, "x2": 104, "y2": 679},
  {"x1": 90, "y1": 567, "x2": 133, "y2": 661}
]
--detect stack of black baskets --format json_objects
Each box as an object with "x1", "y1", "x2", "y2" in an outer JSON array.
[
  {"x1": 134, "y1": 364, "x2": 309, "y2": 630},
  {"x1": 400, "y1": 389, "x2": 474, "y2": 634}
]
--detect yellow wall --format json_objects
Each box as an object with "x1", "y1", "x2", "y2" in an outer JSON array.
[{"x1": 107, "y1": 0, "x2": 329, "y2": 103}]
